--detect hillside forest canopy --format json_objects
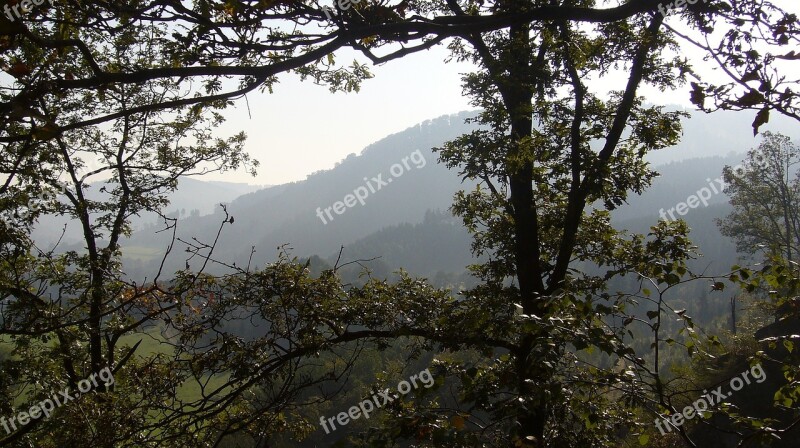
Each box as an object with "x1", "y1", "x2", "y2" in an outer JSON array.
[{"x1": 1, "y1": 0, "x2": 800, "y2": 447}]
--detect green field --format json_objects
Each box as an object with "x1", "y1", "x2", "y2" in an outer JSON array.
[
  {"x1": 122, "y1": 246, "x2": 163, "y2": 262},
  {"x1": 2, "y1": 325, "x2": 232, "y2": 404}
]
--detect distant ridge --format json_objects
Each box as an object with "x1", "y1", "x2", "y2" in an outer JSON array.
[{"x1": 120, "y1": 108, "x2": 796, "y2": 279}]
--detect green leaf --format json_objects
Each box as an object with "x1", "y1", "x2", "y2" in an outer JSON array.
[
  {"x1": 774, "y1": 390, "x2": 794, "y2": 407},
  {"x1": 752, "y1": 107, "x2": 770, "y2": 135},
  {"x1": 32, "y1": 123, "x2": 60, "y2": 141},
  {"x1": 639, "y1": 434, "x2": 650, "y2": 445},
  {"x1": 737, "y1": 89, "x2": 765, "y2": 107},
  {"x1": 776, "y1": 50, "x2": 800, "y2": 60},
  {"x1": 665, "y1": 273, "x2": 681, "y2": 285},
  {"x1": 690, "y1": 82, "x2": 705, "y2": 108},
  {"x1": 741, "y1": 69, "x2": 761, "y2": 83}
]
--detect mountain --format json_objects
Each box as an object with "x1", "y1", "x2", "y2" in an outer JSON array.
[
  {"x1": 612, "y1": 153, "x2": 740, "y2": 221},
  {"x1": 321, "y1": 209, "x2": 477, "y2": 282},
  {"x1": 122, "y1": 111, "x2": 481, "y2": 276},
  {"x1": 160, "y1": 178, "x2": 268, "y2": 217},
  {"x1": 31, "y1": 178, "x2": 263, "y2": 249},
  {"x1": 119, "y1": 108, "x2": 797, "y2": 281},
  {"x1": 315, "y1": 156, "x2": 742, "y2": 283},
  {"x1": 643, "y1": 106, "x2": 798, "y2": 165}
]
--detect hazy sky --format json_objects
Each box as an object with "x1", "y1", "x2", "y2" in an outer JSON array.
[
  {"x1": 211, "y1": 2, "x2": 796, "y2": 186},
  {"x1": 219, "y1": 45, "x2": 686, "y2": 187},
  {"x1": 215, "y1": 46, "x2": 477, "y2": 186}
]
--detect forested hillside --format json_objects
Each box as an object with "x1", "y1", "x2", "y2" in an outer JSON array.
[
  {"x1": 121, "y1": 108, "x2": 793, "y2": 279},
  {"x1": 2, "y1": 2, "x2": 800, "y2": 448}
]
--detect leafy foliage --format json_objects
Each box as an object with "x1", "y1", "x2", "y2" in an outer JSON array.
[
  {"x1": 1, "y1": 1, "x2": 800, "y2": 447},
  {"x1": 718, "y1": 132, "x2": 800, "y2": 262}
]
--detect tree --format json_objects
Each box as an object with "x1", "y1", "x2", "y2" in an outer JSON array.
[
  {"x1": 403, "y1": 4, "x2": 696, "y2": 445},
  {"x1": 0, "y1": 21, "x2": 391, "y2": 447},
  {"x1": 343, "y1": 2, "x2": 800, "y2": 447},
  {"x1": 0, "y1": 0, "x2": 796, "y2": 145},
  {"x1": 706, "y1": 133, "x2": 800, "y2": 446},
  {"x1": 0, "y1": 25, "x2": 462, "y2": 445},
  {"x1": 718, "y1": 132, "x2": 800, "y2": 262},
  {"x1": 2, "y1": 1, "x2": 800, "y2": 447},
  {"x1": 342, "y1": 2, "x2": 688, "y2": 446}
]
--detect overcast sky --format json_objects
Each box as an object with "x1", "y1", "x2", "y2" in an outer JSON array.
[
  {"x1": 212, "y1": 2, "x2": 797, "y2": 186},
  {"x1": 219, "y1": 45, "x2": 685, "y2": 187},
  {"x1": 214, "y1": 46, "x2": 478, "y2": 186}
]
